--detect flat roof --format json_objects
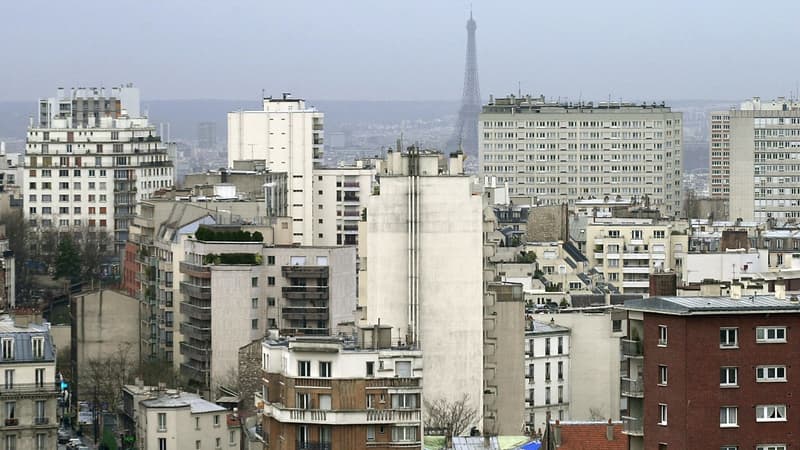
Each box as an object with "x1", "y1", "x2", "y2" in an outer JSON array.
[
  {"x1": 623, "y1": 295, "x2": 800, "y2": 315},
  {"x1": 140, "y1": 393, "x2": 227, "y2": 414}
]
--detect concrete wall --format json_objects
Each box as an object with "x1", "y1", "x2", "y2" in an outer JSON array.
[
  {"x1": 728, "y1": 114, "x2": 756, "y2": 221},
  {"x1": 539, "y1": 312, "x2": 623, "y2": 421}
]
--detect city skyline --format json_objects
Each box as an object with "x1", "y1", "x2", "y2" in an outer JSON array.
[{"x1": 3, "y1": 1, "x2": 800, "y2": 102}]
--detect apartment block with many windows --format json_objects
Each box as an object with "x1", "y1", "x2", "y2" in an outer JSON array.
[
  {"x1": 524, "y1": 320, "x2": 570, "y2": 432},
  {"x1": 479, "y1": 95, "x2": 683, "y2": 216},
  {"x1": 621, "y1": 294, "x2": 800, "y2": 450},
  {"x1": 257, "y1": 330, "x2": 423, "y2": 450}
]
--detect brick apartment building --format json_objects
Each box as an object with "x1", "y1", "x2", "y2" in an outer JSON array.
[{"x1": 621, "y1": 290, "x2": 800, "y2": 450}]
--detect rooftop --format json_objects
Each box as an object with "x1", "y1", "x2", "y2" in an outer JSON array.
[
  {"x1": 552, "y1": 420, "x2": 625, "y2": 450},
  {"x1": 624, "y1": 295, "x2": 800, "y2": 315},
  {"x1": 140, "y1": 392, "x2": 227, "y2": 414},
  {"x1": 527, "y1": 319, "x2": 570, "y2": 335}
]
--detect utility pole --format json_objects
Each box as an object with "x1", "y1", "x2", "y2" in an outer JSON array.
[{"x1": 93, "y1": 384, "x2": 99, "y2": 445}]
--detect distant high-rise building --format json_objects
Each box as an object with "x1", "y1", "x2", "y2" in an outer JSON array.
[
  {"x1": 23, "y1": 85, "x2": 174, "y2": 254},
  {"x1": 38, "y1": 85, "x2": 140, "y2": 128},
  {"x1": 479, "y1": 95, "x2": 684, "y2": 216},
  {"x1": 446, "y1": 11, "x2": 481, "y2": 161},
  {"x1": 227, "y1": 94, "x2": 324, "y2": 245},
  {"x1": 197, "y1": 121, "x2": 217, "y2": 149},
  {"x1": 717, "y1": 97, "x2": 800, "y2": 222}
]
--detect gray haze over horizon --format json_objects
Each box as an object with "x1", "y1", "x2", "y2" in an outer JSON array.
[{"x1": 2, "y1": 0, "x2": 800, "y2": 103}]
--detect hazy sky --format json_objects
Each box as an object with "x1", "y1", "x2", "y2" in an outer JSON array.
[{"x1": 3, "y1": 0, "x2": 800, "y2": 102}]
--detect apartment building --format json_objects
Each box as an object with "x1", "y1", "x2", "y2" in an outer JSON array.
[
  {"x1": 524, "y1": 320, "x2": 570, "y2": 431},
  {"x1": 257, "y1": 330, "x2": 423, "y2": 450},
  {"x1": 361, "y1": 149, "x2": 484, "y2": 423},
  {"x1": 725, "y1": 97, "x2": 800, "y2": 221},
  {"x1": 585, "y1": 218, "x2": 688, "y2": 294},
  {"x1": 479, "y1": 95, "x2": 683, "y2": 216},
  {"x1": 312, "y1": 164, "x2": 374, "y2": 246},
  {"x1": 23, "y1": 86, "x2": 174, "y2": 253},
  {"x1": 227, "y1": 94, "x2": 324, "y2": 245},
  {"x1": 134, "y1": 390, "x2": 239, "y2": 450},
  {"x1": 0, "y1": 143, "x2": 20, "y2": 194},
  {"x1": 0, "y1": 313, "x2": 59, "y2": 450},
  {"x1": 0, "y1": 227, "x2": 14, "y2": 309},
  {"x1": 179, "y1": 226, "x2": 356, "y2": 393},
  {"x1": 622, "y1": 294, "x2": 800, "y2": 450},
  {"x1": 709, "y1": 111, "x2": 731, "y2": 198}
]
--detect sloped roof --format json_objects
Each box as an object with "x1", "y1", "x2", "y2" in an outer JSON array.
[{"x1": 556, "y1": 422, "x2": 625, "y2": 450}]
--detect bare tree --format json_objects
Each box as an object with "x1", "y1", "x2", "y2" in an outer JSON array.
[
  {"x1": 423, "y1": 393, "x2": 479, "y2": 436},
  {"x1": 78, "y1": 344, "x2": 136, "y2": 413}
]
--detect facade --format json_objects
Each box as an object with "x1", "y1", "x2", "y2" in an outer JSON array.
[
  {"x1": 525, "y1": 320, "x2": 570, "y2": 430},
  {"x1": 479, "y1": 95, "x2": 683, "y2": 216},
  {"x1": 585, "y1": 218, "x2": 688, "y2": 294},
  {"x1": 0, "y1": 313, "x2": 59, "y2": 450},
  {"x1": 709, "y1": 111, "x2": 731, "y2": 198},
  {"x1": 257, "y1": 332, "x2": 423, "y2": 450},
  {"x1": 311, "y1": 165, "x2": 374, "y2": 246},
  {"x1": 227, "y1": 95, "x2": 324, "y2": 245},
  {"x1": 135, "y1": 390, "x2": 239, "y2": 450},
  {"x1": 361, "y1": 149, "x2": 484, "y2": 423},
  {"x1": 23, "y1": 86, "x2": 174, "y2": 253},
  {"x1": 622, "y1": 294, "x2": 800, "y2": 450},
  {"x1": 0, "y1": 227, "x2": 14, "y2": 309},
  {"x1": 726, "y1": 97, "x2": 800, "y2": 221},
  {"x1": 38, "y1": 85, "x2": 140, "y2": 128}
]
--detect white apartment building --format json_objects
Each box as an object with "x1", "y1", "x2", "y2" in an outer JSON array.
[
  {"x1": 135, "y1": 391, "x2": 239, "y2": 450},
  {"x1": 312, "y1": 164, "x2": 374, "y2": 246},
  {"x1": 585, "y1": 218, "x2": 689, "y2": 294},
  {"x1": 709, "y1": 111, "x2": 731, "y2": 198},
  {"x1": 723, "y1": 97, "x2": 800, "y2": 221},
  {"x1": 227, "y1": 95, "x2": 324, "y2": 245},
  {"x1": 479, "y1": 95, "x2": 683, "y2": 216},
  {"x1": 23, "y1": 86, "x2": 174, "y2": 253},
  {"x1": 525, "y1": 320, "x2": 570, "y2": 429},
  {"x1": 361, "y1": 149, "x2": 484, "y2": 425},
  {"x1": 0, "y1": 313, "x2": 59, "y2": 450}
]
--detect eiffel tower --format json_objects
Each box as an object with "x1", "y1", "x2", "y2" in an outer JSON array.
[{"x1": 447, "y1": 10, "x2": 481, "y2": 160}]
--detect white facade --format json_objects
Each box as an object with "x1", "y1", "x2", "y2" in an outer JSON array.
[
  {"x1": 479, "y1": 96, "x2": 683, "y2": 216},
  {"x1": 136, "y1": 392, "x2": 239, "y2": 450},
  {"x1": 311, "y1": 165, "x2": 374, "y2": 246},
  {"x1": 525, "y1": 321, "x2": 570, "y2": 429},
  {"x1": 681, "y1": 249, "x2": 768, "y2": 284},
  {"x1": 362, "y1": 151, "x2": 484, "y2": 424},
  {"x1": 227, "y1": 96, "x2": 323, "y2": 245},
  {"x1": 24, "y1": 92, "x2": 174, "y2": 253}
]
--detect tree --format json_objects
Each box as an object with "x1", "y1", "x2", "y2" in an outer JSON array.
[
  {"x1": 75, "y1": 228, "x2": 113, "y2": 280},
  {"x1": 79, "y1": 344, "x2": 136, "y2": 414},
  {"x1": 423, "y1": 393, "x2": 479, "y2": 437},
  {"x1": 54, "y1": 237, "x2": 81, "y2": 281},
  {"x1": 0, "y1": 209, "x2": 30, "y2": 296}
]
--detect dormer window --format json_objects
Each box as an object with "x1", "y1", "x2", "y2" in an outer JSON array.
[
  {"x1": 32, "y1": 337, "x2": 44, "y2": 359},
  {"x1": 2, "y1": 339, "x2": 13, "y2": 360}
]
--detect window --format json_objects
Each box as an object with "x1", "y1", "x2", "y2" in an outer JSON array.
[
  {"x1": 756, "y1": 365, "x2": 787, "y2": 382},
  {"x1": 158, "y1": 412, "x2": 167, "y2": 431},
  {"x1": 366, "y1": 361, "x2": 375, "y2": 377},
  {"x1": 658, "y1": 403, "x2": 668, "y2": 425},
  {"x1": 545, "y1": 362, "x2": 551, "y2": 381},
  {"x1": 5, "y1": 436, "x2": 15, "y2": 450},
  {"x1": 159, "y1": 438, "x2": 167, "y2": 450},
  {"x1": 545, "y1": 387, "x2": 551, "y2": 404},
  {"x1": 35, "y1": 368, "x2": 44, "y2": 387},
  {"x1": 215, "y1": 438, "x2": 220, "y2": 449},
  {"x1": 392, "y1": 394, "x2": 417, "y2": 409},
  {"x1": 756, "y1": 326, "x2": 786, "y2": 343},
  {"x1": 32, "y1": 337, "x2": 44, "y2": 358},
  {"x1": 557, "y1": 336, "x2": 563, "y2": 354},
  {"x1": 5, "y1": 401, "x2": 14, "y2": 419},
  {"x1": 251, "y1": 277, "x2": 258, "y2": 287},
  {"x1": 395, "y1": 361, "x2": 411, "y2": 377},
  {"x1": 720, "y1": 367, "x2": 738, "y2": 387},
  {"x1": 1, "y1": 339, "x2": 13, "y2": 359},
  {"x1": 720, "y1": 328, "x2": 738, "y2": 348},
  {"x1": 35, "y1": 400, "x2": 44, "y2": 420},
  {"x1": 721, "y1": 447, "x2": 738, "y2": 450},
  {"x1": 757, "y1": 446, "x2": 786, "y2": 450},
  {"x1": 298, "y1": 360, "x2": 311, "y2": 377},
  {"x1": 658, "y1": 325, "x2": 668, "y2": 346},
  {"x1": 391, "y1": 426, "x2": 417, "y2": 442},
  {"x1": 213, "y1": 415, "x2": 220, "y2": 427},
  {"x1": 251, "y1": 319, "x2": 258, "y2": 330},
  {"x1": 756, "y1": 405, "x2": 787, "y2": 422},
  {"x1": 35, "y1": 434, "x2": 45, "y2": 450},
  {"x1": 229, "y1": 430, "x2": 236, "y2": 445},
  {"x1": 267, "y1": 276, "x2": 275, "y2": 286},
  {"x1": 267, "y1": 255, "x2": 275, "y2": 265},
  {"x1": 545, "y1": 338, "x2": 551, "y2": 355},
  {"x1": 195, "y1": 417, "x2": 200, "y2": 430},
  {"x1": 720, "y1": 406, "x2": 738, "y2": 427},
  {"x1": 4, "y1": 370, "x2": 13, "y2": 389},
  {"x1": 557, "y1": 361, "x2": 564, "y2": 381},
  {"x1": 319, "y1": 394, "x2": 331, "y2": 410},
  {"x1": 366, "y1": 394, "x2": 374, "y2": 409},
  {"x1": 367, "y1": 426, "x2": 376, "y2": 441},
  {"x1": 195, "y1": 440, "x2": 201, "y2": 449},
  {"x1": 251, "y1": 298, "x2": 258, "y2": 309},
  {"x1": 319, "y1": 361, "x2": 332, "y2": 378},
  {"x1": 267, "y1": 297, "x2": 275, "y2": 307},
  {"x1": 658, "y1": 365, "x2": 668, "y2": 385}
]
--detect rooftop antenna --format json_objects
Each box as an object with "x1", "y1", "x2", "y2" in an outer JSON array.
[{"x1": 518, "y1": 81, "x2": 522, "y2": 98}]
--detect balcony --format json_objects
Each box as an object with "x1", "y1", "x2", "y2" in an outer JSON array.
[
  {"x1": 622, "y1": 281, "x2": 650, "y2": 289},
  {"x1": 180, "y1": 302, "x2": 211, "y2": 321},
  {"x1": 621, "y1": 339, "x2": 643, "y2": 358},
  {"x1": 297, "y1": 443, "x2": 331, "y2": 450},
  {"x1": 180, "y1": 322, "x2": 211, "y2": 340},
  {"x1": 33, "y1": 417, "x2": 50, "y2": 426},
  {"x1": 265, "y1": 404, "x2": 421, "y2": 425},
  {"x1": 281, "y1": 265, "x2": 329, "y2": 278},
  {"x1": 282, "y1": 286, "x2": 329, "y2": 300},
  {"x1": 281, "y1": 307, "x2": 328, "y2": 321},
  {"x1": 364, "y1": 378, "x2": 420, "y2": 389},
  {"x1": 3, "y1": 418, "x2": 18, "y2": 427},
  {"x1": 180, "y1": 281, "x2": 211, "y2": 300},
  {"x1": 180, "y1": 362, "x2": 209, "y2": 382},
  {"x1": 180, "y1": 261, "x2": 211, "y2": 279},
  {"x1": 620, "y1": 378, "x2": 644, "y2": 397},
  {"x1": 180, "y1": 342, "x2": 210, "y2": 361},
  {"x1": 622, "y1": 266, "x2": 650, "y2": 274},
  {"x1": 0, "y1": 382, "x2": 60, "y2": 397},
  {"x1": 622, "y1": 416, "x2": 643, "y2": 436}
]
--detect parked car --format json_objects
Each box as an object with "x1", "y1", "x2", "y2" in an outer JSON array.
[
  {"x1": 57, "y1": 430, "x2": 71, "y2": 444},
  {"x1": 66, "y1": 438, "x2": 82, "y2": 449}
]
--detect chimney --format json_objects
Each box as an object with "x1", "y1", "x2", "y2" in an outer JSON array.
[
  {"x1": 606, "y1": 418, "x2": 614, "y2": 441},
  {"x1": 731, "y1": 282, "x2": 742, "y2": 300},
  {"x1": 775, "y1": 277, "x2": 786, "y2": 300},
  {"x1": 553, "y1": 420, "x2": 561, "y2": 445}
]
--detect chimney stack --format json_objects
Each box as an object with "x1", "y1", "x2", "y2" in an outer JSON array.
[
  {"x1": 730, "y1": 282, "x2": 742, "y2": 300},
  {"x1": 606, "y1": 418, "x2": 614, "y2": 441},
  {"x1": 554, "y1": 420, "x2": 562, "y2": 445},
  {"x1": 775, "y1": 277, "x2": 786, "y2": 300}
]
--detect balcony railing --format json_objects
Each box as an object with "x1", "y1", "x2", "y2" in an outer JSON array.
[
  {"x1": 622, "y1": 416, "x2": 643, "y2": 436},
  {"x1": 180, "y1": 362, "x2": 209, "y2": 382},
  {"x1": 180, "y1": 281, "x2": 211, "y2": 300},
  {"x1": 282, "y1": 286, "x2": 329, "y2": 300},
  {"x1": 297, "y1": 443, "x2": 331, "y2": 450},
  {"x1": 34, "y1": 417, "x2": 50, "y2": 425},
  {"x1": 0, "y1": 383, "x2": 60, "y2": 396},
  {"x1": 281, "y1": 265, "x2": 329, "y2": 278},
  {"x1": 180, "y1": 322, "x2": 211, "y2": 340},
  {"x1": 180, "y1": 342, "x2": 210, "y2": 361},
  {"x1": 364, "y1": 378, "x2": 420, "y2": 389},
  {"x1": 621, "y1": 339, "x2": 643, "y2": 358},
  {"x1": 180, "y1": 301, "x2": 211, "y2": 321},
  {"x1": 620, "y1": 378, "x2": 644, "y2": 397},
  {"x1": 179, "y1": 261, "x2": 211, "y2": 279}
]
